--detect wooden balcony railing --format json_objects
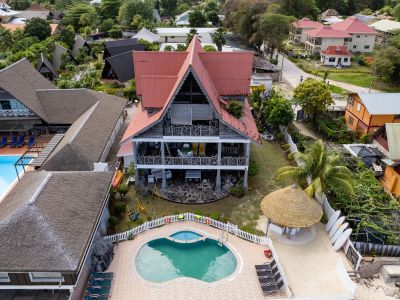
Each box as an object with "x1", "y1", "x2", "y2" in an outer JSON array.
[
  {"x1": 137, "y1": 155, "x2": 247, "y2": 166},
  {"x1": 164, "y1": 124, "x2": 219, "y2": 136}
]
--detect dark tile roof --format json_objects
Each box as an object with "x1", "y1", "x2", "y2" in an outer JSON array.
[
  {"x1": 103, "y1": 38, "x2": 145, "y2": 58},
  {"x1": 104, "y1": 50, "x2": 135, "y2": 82},
  {"x1": 52, "y1": 43, "x2": 69, "y2": 70},
  {"x1": 0, "y1": 171, "x2": 113, "y2": 272},
  {"x1": 37, "y1": 53, "x2": 58, "y2": 79}
]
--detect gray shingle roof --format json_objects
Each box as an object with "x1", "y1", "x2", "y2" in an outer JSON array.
[
  {"x1": 105, "y1": 50, "x2": 135, "y2": 82},
  {"x1": 358, "y1": 93, "x2": 400, "y2": 115},
  {"x1": 0, "y1": 171, "x2": 113, "y2": 272}
]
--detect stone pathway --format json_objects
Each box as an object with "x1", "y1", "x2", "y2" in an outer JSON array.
[{"x1": 293, "y1": 122, "x2": 320, "y2": 140}]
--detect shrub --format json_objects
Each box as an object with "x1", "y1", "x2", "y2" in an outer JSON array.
[
  {"x1": 209, "y1": 212, "x2": 221, "y2": 220},
  {"x1": 248, "y1": 159, "x2": 259, "y2": 176},
  {"x1": 276, "y1": 132, "x2": 284, "y2": 143},
  {"x1": 113, "y1": 201, "x2": 126, "y2": 215},
  {"x1": 146, "y1": 216, "x2": 152, "y2": 221},
  {"x1": 117, "y1": 183, "x2": 129, "y2": 196},
  {"x1": 94, "y1": 61, "x2": 103, "y2": 70},
  {"x1": 239, "y1": 225, "x2": 264, "y2": 235},
  {"x1": 194, "y1": 210, "x2": 203, "y2": 215},
  {"x1": 229, "y1": 184, "x2": 246, "y2": 198},
  {"x1": 108, "y1": 216, "x2": 118, "y2": 227},
  {"x1": 127, "y1": 233, "x2": 134, "y2": 240},
  {"x1": 359, "y1": 133, "x2": 370, "y2": 144},
  {"x1": 135, "y1": 218, "x2": 144, "y2": 225},
  {"x1": 227, "y1": 100, "x2": 244, "y2": 119}
]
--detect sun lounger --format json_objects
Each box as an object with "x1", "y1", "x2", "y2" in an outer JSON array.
[
  {"x1": 9, "y1": 136, "x2": 17, "y2": 148},
  {"x1": 28, "y1": 136, "x2": 35, "y2": 147},
  {"x1": 88, "y1": 279, "x2": 113, "y2": 287},
  {"x1": 16, "y1": 135, "x2": 25, "y2": 147},
  {"x1": 259, "y1": 273, "x2": 281, "y2": 285},
  {"x1": 255, "y1": 260, "x2": 276, "y2": 271},
  {"x1": 260, "y1": 279, "x2": 284, "y2": 295},
  {"x1": 86, "y1": 287, "x2": 110, "y2": 296},
  {"x1": 0, "y1": 136, "x2": 7, "y2": 148},
  {"x1": 90, "y1": 272, "x2": 114, "y2": 279},
  {"x1": 257, "y1": 266, "x2": 278, "y2": 277},
  {"x1": 84, "y1": 295, "x2": 109, "y2": 300}
]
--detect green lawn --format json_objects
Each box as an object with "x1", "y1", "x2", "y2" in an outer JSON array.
[
  {"x1": 111, "y1": 142, "x2": 291, "y2": 235},
  {"x1": 320, "y1": 72, "x2": 373, "y2": 88}
]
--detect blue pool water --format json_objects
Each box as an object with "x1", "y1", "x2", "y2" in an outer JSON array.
[
  {"x1": 170, "y1": 230, "x2": 203, "y2": 241},
  {"x1": 0, "y1": 155, "x2": 23, "y2": 198},
  {"x1": 136, "y1": 237, "x2": 237, "y2": 283}
]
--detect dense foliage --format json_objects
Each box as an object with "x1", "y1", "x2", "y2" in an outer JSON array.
[
  {"x1": 24, "y1": 18, "x2": 52, "y2": 41},
  {"x1": 373, "y1": 31, "x2": 400, "y2": 85},
  {"x1": 118, "y1": 0, "x2": 154, "y2": 29},
  {"x1": 63, "y1": 3, "x2": 99, "y2": 32},
  {"x1": 227, "y1": 100, "x2": 244, "y2": 119}
]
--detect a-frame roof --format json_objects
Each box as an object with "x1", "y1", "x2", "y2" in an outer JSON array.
[
  {"x1": 37, "y1": 52, "x2": 58, "y2": 79},
  {"x1": 121, "y1": 38, "x2": 260, "y2": 143}
]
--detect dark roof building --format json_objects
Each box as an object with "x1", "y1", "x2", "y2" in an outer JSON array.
[
  {"x1": 36, "y1": 53, "x2": 58, "y2": 81},
  {"x1": 101, "y1": 38, "x2": 145, "y2": 81}
]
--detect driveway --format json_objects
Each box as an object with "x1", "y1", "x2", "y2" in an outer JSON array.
[{"x1": 277, "y1": 54, "x2": 381, "y2": 94}]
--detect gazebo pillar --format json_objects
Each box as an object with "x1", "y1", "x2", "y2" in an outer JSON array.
[
  {"x1": 216, "y1": 142, "x2": 221, "y2": 191},
  {"x1": 161, "y1": 141, "x2": 166, "y2": 189},
  {"x1": 132, "y1": 140, "x2": 139, "y2": 188},
  {"x1": 243, "y1": 143, "x2": 250, "y2": 189}
]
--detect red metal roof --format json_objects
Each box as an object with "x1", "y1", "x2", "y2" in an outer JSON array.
[
  {"x1": 306, "y1": 26, "x2": 351, "y2": 38},
  {"x1": 292, "y1": 18, "x2": 323, "y2": 29},
  {"x1": 121, "y1": 38, "x2": 260, "y2": 144},
  {"x1": 321, "y1": 46, "x2": 352, "y2": 56},
  {"x1": 332, "y1": 16, "x2": 377, "y2": 34}
]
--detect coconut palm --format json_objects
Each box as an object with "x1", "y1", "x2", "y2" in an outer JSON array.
[
  {"x1": 276, "y1": 140, "x2": 353, "y2": 197},
  {"x1": 186, "y1": 28, "x2": 198, "y2": 44},
  {"x1": 212, "y1": 27, "x2": 225, "y2": 51}
]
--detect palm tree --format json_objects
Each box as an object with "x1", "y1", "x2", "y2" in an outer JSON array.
[
  {"x1": 212, "y1": 27, "x2": 225, "y2": 51},
  {"x1": 276, "y1": 140, "x2": 353, "y2": 197},
  {"x1": 186, "y1": 28, "x2": 198, "y2": 44}
]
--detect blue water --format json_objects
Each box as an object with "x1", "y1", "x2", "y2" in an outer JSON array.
[
  {"x1": 0, "y1": 155, "x2": 23, "y2": 197},
  {"x1": 136, "y1": 238, "x2": 237, "y2": 283},
  {"x1": 170, "y1": 230, "x2": 203, "y2": 241}
]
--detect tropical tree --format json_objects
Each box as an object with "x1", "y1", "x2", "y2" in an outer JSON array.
[
  {"x1": 189, "y1": 9, "x2": 207, "y2": 27},
  {"x1": 118, "y1": 0, "x2": 154, "y2": 29},
  {"x1": 203, "y1": 44, "x2": 217, "y2": 51},
  {"x1": 58, "y1": 25, "x2": 76, "y2": 49},
  {"x1": 7, "y1": 0, "x2": 31, "y2": 10},
  {"x1": 100, "y1": 0, "x2": 122, "y2": 20},
  {"x1": 227, "y1": 100, "x2": 244, "y2": 119},
  {"x1": 109, "y1": 25, "x2": 123, "y2": 39},
  {"x1": 64, "y1": 3, "x2": 98, "y2": 31},
  {"x1": 99, "y1": 19, "x2": 115, "y2": 33},
  {"x1": 160, "y1": 0, "x2": 177, "y2": 16},
  {"x1": 282, "y1": 0, "x2": 320, "y2": 19},
  {"x1": 265, "y1": 94, "x2": 294, "y2": 127},
  {"x1": 186, "y1": 28, "x2": 198, "y2": 44},
  {"x1": 277, "y1": 140, "x2": 353, "y2": 197},
  {"x1": 293, "y1": 78, "x2": 333, "y2": 124},
  {"x1": 0, "y1": 28, "x2": 13, "y2": 52},
  {"x1": 24, "y1": 18, "x2": 52, "y2": 41},
  {"x1": 212, "y1": 27, "x2": 225, "y2": 51}
]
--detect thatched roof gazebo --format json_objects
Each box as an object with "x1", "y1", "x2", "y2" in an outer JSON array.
[{"x1": 261, "y1": 185, "x2": 323, "y2": 236}]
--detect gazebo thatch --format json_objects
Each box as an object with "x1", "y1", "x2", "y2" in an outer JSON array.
[{"x1": 260, "y1": 185, "x2": 323, "y2": 228}]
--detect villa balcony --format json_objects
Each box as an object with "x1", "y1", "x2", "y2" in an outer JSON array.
[
  {"x1": 0, "y1": 109, "x2": 36, "y2": 118},
  {"x1": 164, "y1": 123, "x2": 219, "y2": 136},
  {"x1": 137, "y1": 155, "x2": 247, "y2": 166}
]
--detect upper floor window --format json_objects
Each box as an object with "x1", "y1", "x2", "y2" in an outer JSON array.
[
  {"x1": 364, "y1": 45, "x2": 370, "y2": 49},
  {"x1": 0, "y1": 100, "x2": 11, "y2": 110},
  {"x1": 348, "y1": 116, "x2": 354, "y2": 125},
  {"x1": 353, "y1": 45, "x2": 357, "y2": 49},
  {"x1": 394, "y1": 115, "x2": 400, "y2": 120},
  {"x1": 29, "y1": 272, "x2": 64, "y2": 283},
  {"x1": 356, "y1": 103, "x2": 361, "y2": 111},
  {"x1": 356, "y1": 35, "x2": 360, "y2": 38},
  {"x1": 348, "y1": 96, "x2": 354, "y2": 107},
  {"x1": 0, "y1": 273, "x2": 10, "y2": 283}
]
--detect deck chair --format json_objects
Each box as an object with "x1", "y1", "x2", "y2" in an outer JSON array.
[
  {"x1": 259, "y1": 273, "x2": 281, "y2": 285},
  {"x1": 84, "y1": 296, "x2": 109, "y2": 300},
  {"x1": 9, "y1": 136, "x2": 17, "y2": 148},
  {"x1": 255, "y1": 260, "x2": 276, "y2": 272},
  {"x1": 16, "y1": 135, "x2": 25, "y2": 147},
  {"x1": 28, "y1": 136, "x2": 35, "y2": 148},
  {"x1": 257, "y1": 266, "x2": 278, "y2": 277},
  {"x1": 261, "y1": 283, "x2": 278, "y2": 295},
  {"x1": 89, "y1": 278, "x2": 113, "y2": 286},
  {"x1": 199, "y1": 143, "x2": 205, "y2": 156},
  {"x1": 90, "y1": 272, "x2": 114, "y2": 279},
  {"x1": 0, "y1": 136, "x2": 7, "y2": 148}
]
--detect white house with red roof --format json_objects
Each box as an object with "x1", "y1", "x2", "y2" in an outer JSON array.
[
  {"x1": 320, "y1": 46, "x2": 352, "y2": 67},
  {"x1": 290, "y1": 18, "x2": 323, "y2": 44},
  {"x1": 305, "y1": 26, "x2": 351, "y2": 53},
  {"x1": 119, "y1": 38, "x2": 260, "y2": 195},
  {"x1": 331, "y1": 16, "x2": 377, "y2": 52}
]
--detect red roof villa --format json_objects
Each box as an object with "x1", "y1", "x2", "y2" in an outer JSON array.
[
  {"x1": 290, "y1": 18, "x2": 323, "y2": 44},
  {"x1": 119, "y1": 37, "x2": 259, "y2": 203}
]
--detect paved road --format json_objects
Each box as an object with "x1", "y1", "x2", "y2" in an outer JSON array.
[{"x1": 277, "y1": 54, "x2": 381, "y2": 94}]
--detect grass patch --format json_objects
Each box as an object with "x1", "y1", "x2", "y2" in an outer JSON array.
[
  {"x1": 111, "y1": 142, "x2": 291, "y2": 233},
  {"x1": 319, "y1": 72, "x2": 372, "y2": 88},
  {"x1": 328, "y1": 84, "x2": 349, "y2": 96}
]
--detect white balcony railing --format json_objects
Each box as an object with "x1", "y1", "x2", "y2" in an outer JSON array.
[
  {"x1": 137, "y1": 155, "x2": 247, "y2": 166},
  {"x1": 0, "y1": 109, "x2": 36, "y2": 118}
]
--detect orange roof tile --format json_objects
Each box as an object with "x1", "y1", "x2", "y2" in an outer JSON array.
[{"x1": 1, "y1": 23, "x2": 58, "y2": 35}]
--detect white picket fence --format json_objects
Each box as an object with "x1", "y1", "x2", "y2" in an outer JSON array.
[
  {"x1": 104, "y1": 212, "x2": 292, "y2": 297},
  {"x1": 279, "y1": 126, "x2": 362, "y2": 270}
]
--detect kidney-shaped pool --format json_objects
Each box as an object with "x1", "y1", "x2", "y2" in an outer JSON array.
[{"x1": 135, "y1": 231, "x2": 237, "y2": 283}]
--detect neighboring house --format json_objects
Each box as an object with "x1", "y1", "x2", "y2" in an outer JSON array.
[
  {"x1": 320, "y1": 46, "x2": 352, "y2": 67},
  {"x1": 0, "y1": 22, "x2": 58, "y2": 34},
  {"x1": 101, "y1": 38, "x2": 145, "y2": 81},
  {"x1": 36, "y1": 52, "x2": 58, "y2": 81},
  {"x1": 154, "y1": 27, "x2": 217, "y2": 43},
  {"x1": 0, "y1": 59, "x2": 126, "y2": 171},
  {"x1": 374, "y1": 123, "x2": 400, "y2": 196},
  {"x1": 52, "y1": 42, "x2": 76, "y2": 70},
  {"x1": 344, "y1": 93, "x2": 400, "y2": 134},
  {"x1": 252, "y1": 56, "x2": 280, "y2": 81},
  {"x1": 132, "y1": 27, "x2": 159, "y2": 43},
  {"x1": 0, "y1": 1, "x2": 19, "y2": 23},
  {"x1": 72, "y1": 35, "x2": 95, "y2": 59},
  {"x1": 369, "y1": 19, "x2": 400, "y2": 45},
  {"x1": 16, "y1": 4, "x2": 49, "y2": 20},
  {"x1": 305, "y1": 26, "x2": 350, "y2": 53},
  {"x1": 119, "y1": 38, "x2": 260, "y2": 192},
  {"x1": 0, "y1": 171, "x2": 113, "y2": 299},
  {"x1": 175, "y1": 10, "x2": 192, "y2": 26},
  {"x1": 319, "y1": 9, "x2": 343, "y2": 25},
  {"x1": 331, "y1": 16, "x2": 377, "y2": 53},
  {"x1": 290, "y1": 18, "x2": 322, "y2": 44}
]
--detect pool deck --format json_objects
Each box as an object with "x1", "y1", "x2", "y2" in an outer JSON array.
[{"x1": 107, "y1": 221, "x2": 355, "y2": 300}]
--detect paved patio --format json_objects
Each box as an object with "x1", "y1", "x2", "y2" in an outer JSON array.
[{"x1": 107, "y1": 221, "x2": 355, "y2": 300}]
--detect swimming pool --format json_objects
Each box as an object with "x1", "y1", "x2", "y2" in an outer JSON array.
[
  {"x1": 136, "y1": 237, "x2": 237, "y2": 283},
  {"x1": 0, "y1": 155, "x2": 23, "y2": 198},
  {"x1": 170, "y1": 230, "x2": 203, "y2": 241}
]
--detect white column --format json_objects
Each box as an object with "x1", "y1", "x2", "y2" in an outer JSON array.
[
  {"x1": 161, "y1": 141, "x2": 166, "y2": 189},
  {"x1": 132, "y1": 140, "x2": 139, "y2": 188},
  {"x1": 216, "y1": 142, "x2": 221, "y2": 191},
  {"x1": 243, "y1": 143, "x2": 250, "y2": 189}
]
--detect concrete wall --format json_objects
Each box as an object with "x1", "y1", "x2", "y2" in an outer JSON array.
[
  {"x1": 347, "y1": 34, "x2": 376, "y2": 53},
  {"x1": 320, "y1": 54, "x2": 351, "y2": 66}
]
